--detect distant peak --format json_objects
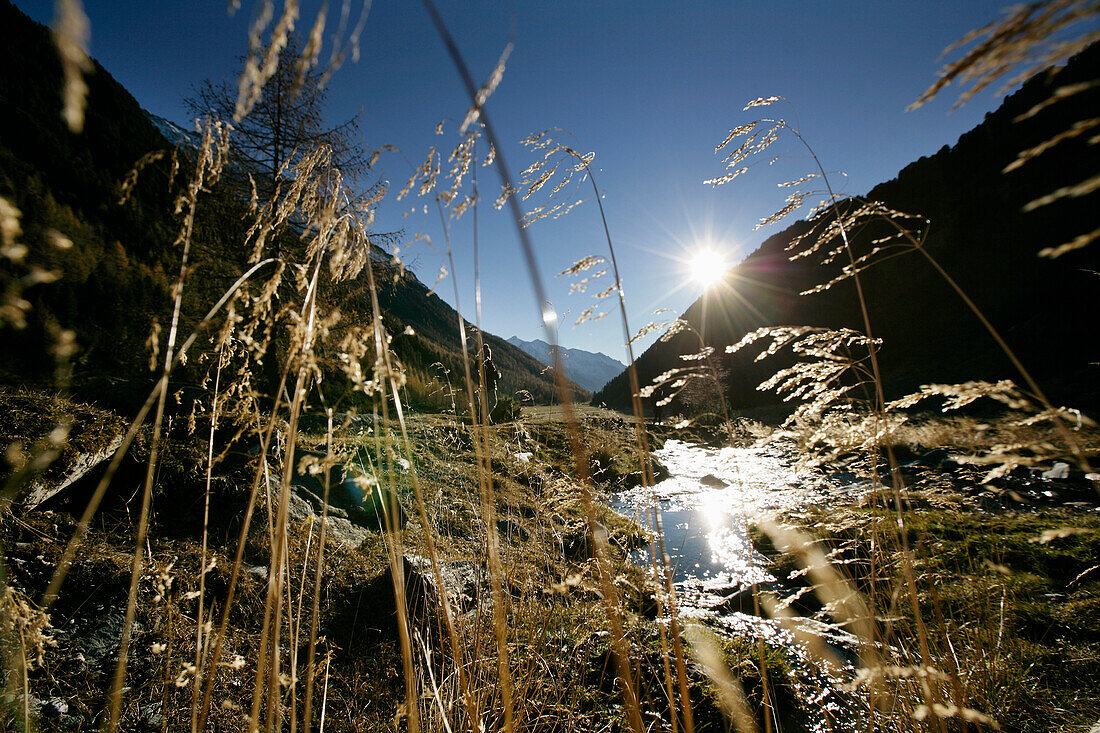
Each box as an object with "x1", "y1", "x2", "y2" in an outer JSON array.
[{"x1": 506, "y1": 337, "x2": 628, "y2": 393}]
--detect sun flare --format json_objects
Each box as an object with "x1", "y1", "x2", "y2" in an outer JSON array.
[{"x1": 689, "y1": 249, "x2": 727, "y2": 288}]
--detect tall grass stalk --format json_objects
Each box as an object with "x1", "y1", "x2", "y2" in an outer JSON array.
[
  {"x1": 581, "y1": 147, "x2": 696, "y2": 733},
  {"x1": 420, "y1": 3, "x2": 647, "y2": 729},
  {"x1": 108, "y1": 118, "x2": 231, "y2": 733},
  {"x1": 534, "y1": 141, "x2": 713, "y2": 732},
  {"x1": 785, "y1": 125, "x2": 943, "y2": 726},
  {"x1": 191, "y1": 349, "x2": 225, "y2": 733},
  {"x1": 361, "y1": 248, "x2": 421, "y2": 733},
  {"x1": 300, "y1": 407, "x2": 335, "y2": 731}
]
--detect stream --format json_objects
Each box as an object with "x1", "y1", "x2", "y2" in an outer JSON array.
[{"x1": 610, "y1": 439, "x2": 869, "y2": 731}]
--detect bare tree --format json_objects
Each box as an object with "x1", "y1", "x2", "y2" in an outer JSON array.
[{"x1": 186, "y1": 35, "x2": 367, "y2": 199}]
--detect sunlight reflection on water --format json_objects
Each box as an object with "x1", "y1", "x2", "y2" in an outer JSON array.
[
  {"x1": 611, "y1": 438, "x2": 826, "y2": 587},
  {"x1": 611, "y1": 439, "x2": 868, "y2": 732}
]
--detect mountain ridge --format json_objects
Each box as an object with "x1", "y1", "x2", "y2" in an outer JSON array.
[
  {"x1": 594, "y1": 44, "x2": 1100, "y2": 414},
  {"x1": 506, "y1": 336, "x2": 625, "y2": 393},
  {"x1": 0, "y1": 0, "x2": 573, "y2": 409}
]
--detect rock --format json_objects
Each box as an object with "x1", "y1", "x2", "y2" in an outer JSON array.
[
  {"x1": 72, "y1": 606, "x2": 128, "y2": 669},
  {"x1": 619, "y1": 456, "x2": 671, "y2": 490},
  {"x1": 914, "y1": 448, "x2": 958, "y2": 470},
  {"x1": 289, "y1": 483, "x2": 349, "y2": 519},
  {"x1": 1042, "y1": 462, "x2": 1070, "y2": 480},
  {"x1": 710, "y1": 584, "x2": 775, "y2": 616},
  {"x1": 699, "y1": 473, "x2": 727, "y2": 488},
  {"x1": 40, "y1": 697, "x2": 68, "y2": 718},
  {"x1": 59, "y1": 601, "x2": 147, "y2": 676},
  {"x1": 323, "y1": 513, "x2": 376, "y2": 550},
  {"x1": 244, "y1": 563, "x2": 269, "y2": 583},
  {"x1": 285, "y1": 488, "x2": 372, "y2": 550},
  {"x1": 403, "y1": 555, "x2": 489, "y2": 613},
  {"x1": 651, "y1": 457, "x2": 671, "y2": 482},
  {"x1": 324, "y1": 554, "x2": 489, "y2": 648},
  {"x1": 21, "y1": 432, "x2": 125, "y2": 509},
  {"x1": 138, "y1": 701, "x2": 164, "y2": 731},
  {"x1": 290, "y1": 454, "x2": 407, "y2": 531},
  {"x1": 496, "y1": 517, "x2": 530, "y2": 543},
  {"x1": 279, "y1": 456, "x2": 409, "y2": 549},
  {"x1": 710, "y1": 581, "x2": 820, "y2": 617},
  {"x1": 26, "y1": 695, "x2": 85, "y2": 728}
]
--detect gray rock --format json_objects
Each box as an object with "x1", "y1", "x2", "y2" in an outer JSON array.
[
  {"x1": 139, "y1": 701, "x2": 164, "y2": 731},
  {"x1": 324, "y1": 554, "x2": 490, "y2": 648},
  {"x1": 245, "y1": 563, "x2": 269, "y2": 583},
  {"x1": 651, "y1": 457, "x2": 671, "y2": 482},
  {"x1": 40, "y1": 697, "x2": 68, "y2": 718},
  {"x1": 285, "y1": 487, "x2": 372, "y2": 550},
  {"x1": 72, "y1": 606, "x2": 127, "y2": 669},
  {"x1": 1042, "y1": 462, "x2": 1070, "y2": 480},
  {"x1": 496, "y1": 517, "x2": 530, "y2": 543},
  {"x1": 404, "y1": 555, "x2": 489, "y2": 613},
  {"x1": 289, "y1": 454, "x2": 408, "y2": 530},
  {"x1": 22, "y1": 433, "x2": 125, "y2": 508}
]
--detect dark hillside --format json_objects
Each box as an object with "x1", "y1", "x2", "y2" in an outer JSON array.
[
  {"x1": 369, "y1": 273, "x2": 578, "y2": 404},
  {"x1": 0, "y1": 0, "x2": 179, "y2": 389},
  {"x1": 595, "y1": 44, "x2": 1100, "y2": 414},
  {"x1": 0, "y1": 0, "x2": 571, "y2": 409}
]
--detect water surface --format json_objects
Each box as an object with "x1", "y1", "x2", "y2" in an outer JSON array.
[{"x1": 611, "y1": 438, "x2": 867, "y2": 731}]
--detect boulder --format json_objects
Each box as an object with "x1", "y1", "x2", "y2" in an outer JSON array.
[
  {"x1": 285, "y1": 485, "x2": 373, "y2": 550},
  {"x1": 62, "y1": 601, "x2": 145, "y2": 672},
  {"x1": 39, "y1": 697, "x2": 68, "y2": 718},
  {"x1": 21, "y1": 432, "x2": 125, "y2": 509},
  {"x1": 709, "y1": 583, "x2": 777, "y2": 616},
  {"x1": 619, "y1": 456, "x2": 671, "y2": 490},
  {"x1": 496, "y1": 517, "x2": 530, "y2": 543},
  {"x1": 290, "y1": 451, "x2": 407, "y2": 530},
  {"x1": 651, "y1": 456, "x2": 671, "y2": 482},
  {"x1": 1042, "y1": 462, "x2": 1070, "y2": 480},
  {"x1": 403, "y1": 555, "x2": 489, "y2": 613},
  {"x1": 323, "y1": 555, "x2": 489, "y2": 648}
]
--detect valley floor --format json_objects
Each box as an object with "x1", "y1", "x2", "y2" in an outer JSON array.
[{"x1": 2, "y1": 391, "x2": 1099, "y2": 731}]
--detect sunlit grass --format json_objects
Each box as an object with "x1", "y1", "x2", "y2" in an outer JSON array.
[{"x1": 1, "y1": 1, "x2": 1098, "y2": 732}]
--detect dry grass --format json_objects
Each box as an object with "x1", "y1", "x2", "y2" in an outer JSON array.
[{"x1": 1, "y1": 1, "x2": 1098, "y2": 732}]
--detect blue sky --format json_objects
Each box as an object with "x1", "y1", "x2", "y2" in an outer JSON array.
[{"x1": 17, "y1": 0, "x2": 1023, "y2": 360}]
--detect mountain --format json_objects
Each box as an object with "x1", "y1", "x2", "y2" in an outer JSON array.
[
  {"x1": 507, "y1": 337, "x2": 625, "y2": 393},
  {"x1": 594, "y1": 44, "x2": 1100, "y2": 414},
  {"x1": 0, "y1": 0, "x2": 572, "y2": 409},
  {"x1": 146, "y1": 112, "x2": 200, "y2": 149}
]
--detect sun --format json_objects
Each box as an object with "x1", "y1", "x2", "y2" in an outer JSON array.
[{"x1": 689, "y1": 248, "x2": 727, "y2": 288}]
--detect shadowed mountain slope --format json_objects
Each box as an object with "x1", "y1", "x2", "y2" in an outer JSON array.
[
  {"x1": 0, "y1": 0, "x2": 571, "y2": 409},
  {"x1": 594, "y1": 44, "x2": 1100, "y2": 415}
]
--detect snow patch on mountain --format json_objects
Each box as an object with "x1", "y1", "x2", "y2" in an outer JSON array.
[{"x1": 146, "y1": 112, "x2": 201, "y2": 149}]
